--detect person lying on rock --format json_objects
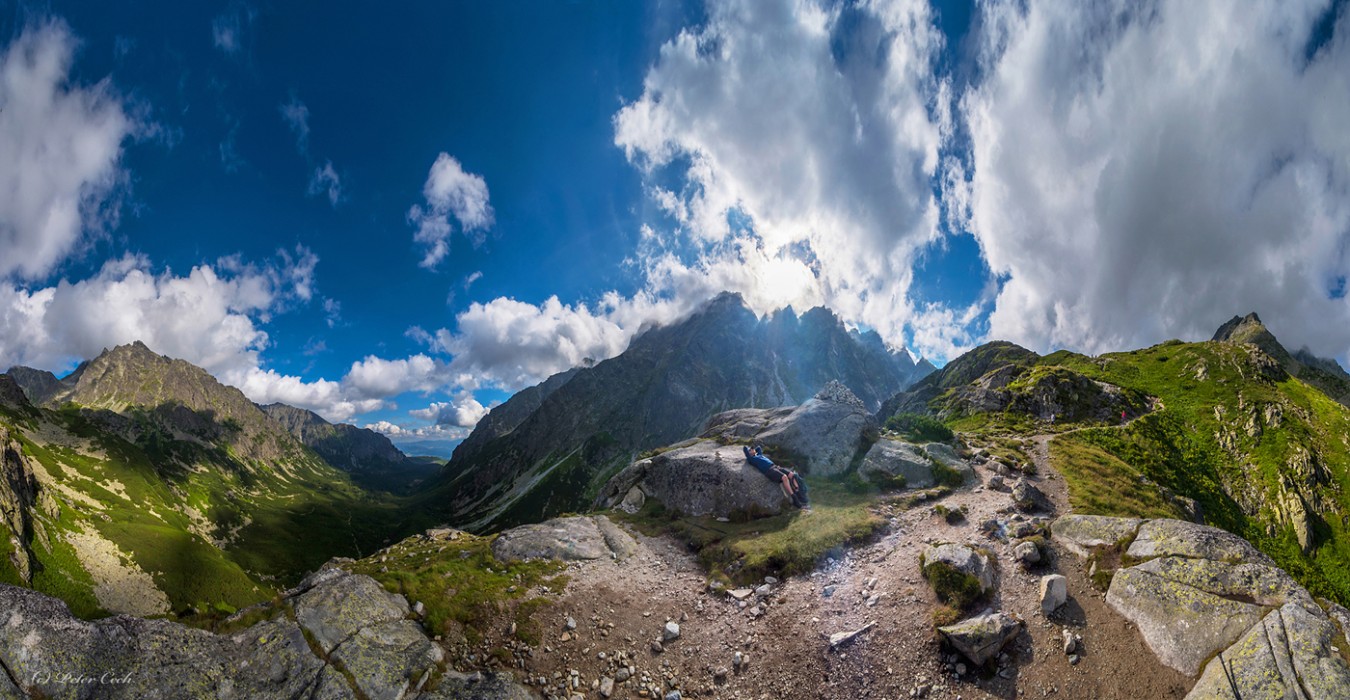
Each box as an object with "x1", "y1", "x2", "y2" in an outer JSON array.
[{"x1": 743, "y1": 444, "x2": 810, "y2": 509}]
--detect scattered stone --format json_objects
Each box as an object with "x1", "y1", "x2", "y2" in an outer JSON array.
[
  {"x1": 565, "y1": 616, "x2": 577, "y2": 631},
  {"x1": 755, "y1": 584, "x2": 773, "y2": 596},
  {"x1": 828, "y1": 621, "x2": 876, "y2": 650},
  {"x1": 921, "y1": 543, "x2": 995, "y2": 593},
  {"x1": 1040, "y1": 575, "x2": 1067, "y2": 615},
  {"x1": 1011, "y1": 479, "x2": 1051, "y2": 513},
  {"x1": 733, "y1": 651, "x2": 744, "y2": 671},
  {"x1": 1061, "y1": 629, "x2": 1077, "y2": 655},
  {"x1": 1013, "y1": 540, "x2": 1041, "y2": 566},
  {"x1": 663, "y1": 621, "x2": 680, "y2": 642},
  {"x1": 764, "y1": 576, "x2": 778, "y2": 584},
  {"x1": 823, "y1": 585, "x2": 837, "y2": 597},
  {"x1": 986, "y1": 474, "x2": 1005, "y2": 490},
  {"x1": 600, "y1": 676, "x2": 615, "y2": 698},
  {"x1": 651, "y1": 640, "x2": 664, "y2": 654},
  {"x1": 938, "y1": 612, "x2": 1023, "y2": 666}
]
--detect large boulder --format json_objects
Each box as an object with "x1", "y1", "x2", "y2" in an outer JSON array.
[
  {"x1": 597, "y1": 440, "x2": 790, "y2": 518},
  {"x1": 1051, "y1": 514, "x2": 1143, "y2": 557},
  {"x1": 858, "y1": 439, "x2": 937, "y2": 488},
  {"x1": 0, "y1": 566, "x2": 504, "y2": 699},
  {"x1": 922, "y1": 543, "x2": 995, "y2": 594},
  {"x1": 1186, "y1": 603, "x2": 1350, "y2": 699},
  {"x1": 491, "y1": 515, "x2": 637, "y2": 563},
  {"x1": 937, "y1": 612, "x2": 1023, "y2": 665},
  {"x1": 1053, "y1": 514, "x2": 1350, "y2": 691},
  {"x1": 702, "y1": 381, "x2": 876, "y2": 476}
]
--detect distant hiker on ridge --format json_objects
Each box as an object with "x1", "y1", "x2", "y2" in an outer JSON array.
[{"x1": 743, "y1": 444, "x2": 809, "y2": 509}]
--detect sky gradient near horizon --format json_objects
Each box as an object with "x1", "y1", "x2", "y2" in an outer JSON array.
[{"x1": 2, "y1": 0, "x2": 1349, "y2": 456}]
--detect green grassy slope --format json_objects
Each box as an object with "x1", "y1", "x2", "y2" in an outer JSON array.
[
  {"x1": 1043, "y1": 341, "x2": 1350, "y2": 601},
  {"x1": 0, "y1": 404, "x2": 427, "y2": 620},
  {"x1": 930, "y1": 338, "x2": 1350, "y2": 604}
]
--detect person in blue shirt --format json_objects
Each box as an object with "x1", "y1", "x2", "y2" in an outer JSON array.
[{"x1": 743, "y1": 444, "x2": 809, "y2": 509}]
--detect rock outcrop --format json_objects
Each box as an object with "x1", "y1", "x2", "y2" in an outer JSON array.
[
  {"x1": 703, "y1": 381, "x2": 877, "y2": 476},
  {"x1": 1052, "y1": 515, "x2": 1350, "y2": 697},
  {"x1": 0, "y1": 425, "x2": 56, "y2": 585},
  {"x1": 858, "y1": 438, "x2": 938, "y2": 488},
  {"x1": 597, "y1": 441, "x2": 791, "y2": 518},
  {"x1": 0, "y1": 566, "x2": 531, "y2": 699},
  {"x1": 491, "y1": 515, "x2": 637, "y2": 563}
]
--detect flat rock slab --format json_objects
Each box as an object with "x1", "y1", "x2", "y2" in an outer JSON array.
[
  {"x1": 0, "y1": 569, "x2": 537, "y2": 700},
  {"x1": 330, "y1": 619, "x2": 444, "y2": 700},
  {"x1": 1126, "y1": 518, "x2": 1273, "y2": 565},
  {"x1": 292, "y1": 570, "x2": 410, "y2": 654},
  {"x1": 702, "y1": 381, "x2": 876, "y2": 477},
  {"x1": 1106, "y1": 564, "x2": 1269, "y2": 676},
  {"x1": 492, "y1": 515, "x2": 637, "y2": 563},
  {"x1": 938, "y1": 612, "x2": 1023, "y2": 666},
  {"x1": 922, "y1": 543, "x2": 994, "y2": 593},
  {"x1": 1051, "y1": 515, "x2": 1143, "y2": 557},
  {"x1": 1186, "y1": 603, "x2": 1350, "y2": 699}
]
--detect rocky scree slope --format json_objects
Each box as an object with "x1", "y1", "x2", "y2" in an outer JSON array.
[{"x1": 426, "y1": 292, "x2": 932, "y2": 534}]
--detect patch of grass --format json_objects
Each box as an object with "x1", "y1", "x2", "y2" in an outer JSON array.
[
  {"x1": 342, "y1": 532, "x2": 567, "y2": 646},
  {"x1": 932, "y1": 504, "x2": 967, "y2": 525},
  {"x1": 931, "y1": 462, "x2": 966, "y2": 488},
  {"x1": 885, "y1": 413, "x2": 954, "y2": 443},
  {"x1": 1049, "y1": 434, "x2": 1179, "y2": 520},
  {"x1": 921, "y1": 561, "x2": 984, "y2": 611},
  {"x1": 931, "y1": 604, "x2": 962, "y2": 628}
]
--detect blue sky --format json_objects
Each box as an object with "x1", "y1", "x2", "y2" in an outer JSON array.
[{"x1": 2, "y1": 0, "x2": 1349, "y2": 456}]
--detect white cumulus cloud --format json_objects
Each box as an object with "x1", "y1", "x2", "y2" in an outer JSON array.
[
  {"x1": 958, "y1": 0, "x2": 1350, "y2": 360},
  {"x1": 409, "y1": 395, "x2": 488, "y2": 428},
  {"x1": 407, "y1": 153, "x2": 494, "y2": 269},
  {"x1": 0, "y1": 20, "x2": 137, "y2": 281}
]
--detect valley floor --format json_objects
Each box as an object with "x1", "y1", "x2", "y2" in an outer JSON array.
[{"x1": 463, "y1": 437, "x2": 1191, "y2": 700}]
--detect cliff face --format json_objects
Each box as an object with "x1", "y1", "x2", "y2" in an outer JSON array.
[
  {"x1": 0, "y1": 424, "x2": 57, "y2": 585},
  {"x1": 432, "y1": 293, "x2": 930, "y2": 533}
]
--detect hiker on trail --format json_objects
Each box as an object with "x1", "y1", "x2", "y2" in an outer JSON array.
[
  {"x1": 743, "y1": 444, "x2": 809, "y2": 509},
  {"x1": 1121, "y1": 409, "x2": 1126, "y2": 423}
]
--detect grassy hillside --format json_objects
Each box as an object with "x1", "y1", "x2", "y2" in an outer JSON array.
[
  {"x1": 1044, "y1": 340, "x2": 1350, "y2": 601},
  {"x1": 928, "y1": 337, "x2": 1350, "y2": 604},
  {"x1": 0, "y1": 402, "x2": 427, "y2": 620}
]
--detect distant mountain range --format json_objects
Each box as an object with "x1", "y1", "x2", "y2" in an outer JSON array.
[{"x1": 424, "y1": 291, "x2": 934, "y2": 532}]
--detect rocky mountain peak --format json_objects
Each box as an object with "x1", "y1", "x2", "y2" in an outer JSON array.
[
  {"x1": 0, "y1": 373, "x2": 32, "y2": 410},
  {"x1": 1212, "y1": 312, "x2": 1278, "y2": 346},
  {"x1": 814, "y1": 379, "x2": 866, "y2": 409}
]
